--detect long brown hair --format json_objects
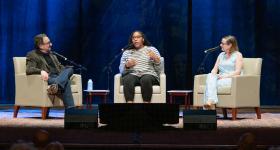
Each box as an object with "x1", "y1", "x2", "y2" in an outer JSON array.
[{"x1": 222, "y1": 35, "x2": 239, "y2": 53}]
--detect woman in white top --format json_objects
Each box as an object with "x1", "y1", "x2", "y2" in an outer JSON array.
[{"x1": 204, "y1": 35, "x2": 243, "y2": 110}]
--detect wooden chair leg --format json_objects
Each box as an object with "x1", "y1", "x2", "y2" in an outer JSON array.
[
  {"x1": 13, "y1": 105, "x2": 20, "y2": 118},
  {"x1": 222, "y1": 108, "x2": 228, "y2": 119},
  {"x1": 255, "y1": 107, "x2": 261, "y2": 119},
  {"x1": 41, "y1": 107, "x2": 49, "y2": 120},
  {"x1": 231, "y1": 108, "x2": 237, "y2": 120}
]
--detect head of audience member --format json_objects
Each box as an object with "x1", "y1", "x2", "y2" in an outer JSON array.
[
  {"x1": 220, "y1": 35, "x2": 239, "y2": 54},
  {"x1": 128, "y1": 30, "x2": 152, "y2": 50},
  {"x1": 34, "y1": 33, "x2": 52, "y2": 53},
  {"x1": 32, "y1": 129, "x2": 51, "y2": 150},
  {"x1": 237, "y1": 132, "x2": 256, "y2": 150},
  {"x1": 44, "y1": 141, "x2": 64, "y2": 150},
  {"x1": 9, "y1": 140, "x2": 36, "y2": 150}
]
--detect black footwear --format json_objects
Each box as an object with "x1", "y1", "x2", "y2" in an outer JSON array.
[{"x1": 47, "y1": 84, "x2": 59, "y2": 95}]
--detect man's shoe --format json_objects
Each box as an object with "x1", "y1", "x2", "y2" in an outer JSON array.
[{"x1": 47, "y1": 84, "x2": 59, "y2": 95}]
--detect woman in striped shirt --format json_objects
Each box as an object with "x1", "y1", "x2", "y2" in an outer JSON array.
[{"x1": 119, "y1": 31, "x2": 161, "y2": 103}]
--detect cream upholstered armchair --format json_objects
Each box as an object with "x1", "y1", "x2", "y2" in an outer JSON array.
[
  {"x1": 114, "y1": 57, "x2": 166, "y2": 103},
  {"x1": 13, "y1": 57, "x2": 83, "y2": 119},
  {"x1": 193, "y1": 58, "x2": 262, "y2": 120}
]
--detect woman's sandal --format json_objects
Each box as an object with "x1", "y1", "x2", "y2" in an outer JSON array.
[{"x1": 203, "y1": 101, "x2": 216, "y2": 110}]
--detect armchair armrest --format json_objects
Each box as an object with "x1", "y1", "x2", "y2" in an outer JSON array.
[
  {"x1": 193, "y1": 74, "x2": 207, "y2": 106},
  {"x1": 159, "y1": 73, "x2": 166, "y2": 92},
  {"x1": 114, "y1": 73, "x2": 122, "y2": 92},
  {"x1": 193, "y1": 74, "x2": 207, "y2": 93},
  {"x1": 19, "y1": 74, "x2": 48, "y2": 92},
  {"x1": 70, "y1": 74, "x2": 82, "y2": 96},
  {"x1": 15, "y1": 74, "x2": 49, "y2": 104},
  {"x1": 231, "y1": 75, "x2": 261, "y2": 106},
  {"x1": 70, "y1": 74, "x2": 81, "y2": 85},
  {"x1": 194, "y1": 74, "x2": 207, "y2": 84}
]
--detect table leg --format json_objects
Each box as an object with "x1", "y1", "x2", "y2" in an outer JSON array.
[
  {"x1": 89, "y1": 93, "x2": 93, "y2": 109},
  {"x1": 187, "y1": 93, "x2": 190, "y2": 109},
  {"x1": 86, "y1": 93, "x2": 89, "y2": 108},
  {"x1": 169, "y1": 94, "x2": 173, "y2": 104},
  {"x1": 184, "y1": 94, "x2": 188, "y2": 109},
  {"x1": 103, "y1": 94, "x2": 107, "y2": 103}
]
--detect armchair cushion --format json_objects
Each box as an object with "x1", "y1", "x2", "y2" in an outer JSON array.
[{"x1": 197, "y1": 85, "x2": 231, "y2": 95}]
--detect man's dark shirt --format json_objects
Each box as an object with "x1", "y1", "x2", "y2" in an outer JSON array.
[{"x1": 38, "y1": 50, "x2": 59, "y2": 75}]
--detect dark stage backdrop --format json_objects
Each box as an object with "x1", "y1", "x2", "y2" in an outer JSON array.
[{"x1": 0, "y1": 0, "x2": 279, "y2": 105}]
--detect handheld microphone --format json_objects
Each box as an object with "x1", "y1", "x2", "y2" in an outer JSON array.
[
  {"x1": 51, "y1": 51, "x2": 68, "y2": 61},
  {"x1": 121, "y1": 44, "x2": 133, "y2": 51},
  {"x1": 204, "y1": 46, "x2": 220, "y2": 53}
]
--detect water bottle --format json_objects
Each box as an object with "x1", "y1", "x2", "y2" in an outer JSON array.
[{"x1": 87, "y1": 79, "x2": 93, "y2": 91}]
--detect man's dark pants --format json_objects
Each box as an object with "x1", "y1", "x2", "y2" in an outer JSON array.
[{"x1": 122, "y1": 74, "x2": 159, "y2": 102}]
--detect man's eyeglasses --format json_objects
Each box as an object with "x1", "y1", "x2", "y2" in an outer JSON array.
[{"x1": 42, "y1": 41, "x2": 51, "y2": 45}]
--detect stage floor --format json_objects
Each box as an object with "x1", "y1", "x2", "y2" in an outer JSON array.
[
  {"x1": 1, "y1": 105, "x2": 280, "y2": 149},
  {"x1": 1, "y1": 106, "x2": 280, "y2": 128}
]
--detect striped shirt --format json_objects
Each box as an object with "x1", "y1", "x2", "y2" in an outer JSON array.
[{"x1": 119, "y1": 46, "x2": 161, "y2": 81}]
